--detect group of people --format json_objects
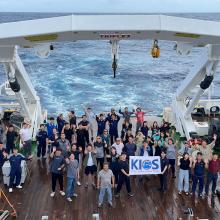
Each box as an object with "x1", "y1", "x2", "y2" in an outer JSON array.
[{"x1": 0, "y1": 106, "x2": 219, "y2": 208}]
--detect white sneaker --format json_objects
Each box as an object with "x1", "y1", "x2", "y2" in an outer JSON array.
[
  {"x1": 16, "y1": 185, "x2": 22, "y2": 189},
  {"x1": 50, "y1": 192, "x2": 55, "y2": 197},
  {"x1": 67, "y1": 197, "x2": 72, "y2": 202},
  {"x1": 73, "y1": 193, "x2": 78, "y2": 197},
  {"x1": 77, "y1": 181, "x2": 81, "y2": 186},
  {"x1": 60, "y1": 191, "x2": 65, "y2": 196},
  {"x1": 9, "y1": 188, "x2": 13, "y2": 193}
]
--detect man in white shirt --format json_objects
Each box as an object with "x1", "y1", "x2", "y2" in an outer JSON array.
[
  {"x1": 19, "y1": 122, "x2": 32, "y2": 157},
  {"x1": 112, "y1": 138, "x2": 124, "y2": 156}
]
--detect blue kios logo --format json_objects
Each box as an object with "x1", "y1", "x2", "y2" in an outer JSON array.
[{"x1": 142, "y1": 160, "x2": 152, "y2": 170}]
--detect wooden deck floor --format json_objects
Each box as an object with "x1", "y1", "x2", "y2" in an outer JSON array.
[{"x1": 1, "y1": 158, "x2": 220, "y2": 220}]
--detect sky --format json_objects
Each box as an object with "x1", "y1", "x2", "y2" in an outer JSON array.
[{"x1": 0, "y1": 0, "x2": 220, "y2": 13}]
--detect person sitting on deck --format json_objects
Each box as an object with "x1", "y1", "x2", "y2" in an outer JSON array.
[
  {"x1": 50, "y1": 147, "x2": 65, "y2": 197},
  {"x1": 6, "y1": 147, "x2": 32, "y2": 193}
]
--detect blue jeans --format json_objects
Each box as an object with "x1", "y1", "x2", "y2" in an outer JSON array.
[
  {"x1": 66, "y1": 177, "x2": 76, "y2": 198},
  {"x1": 178, "y1": 169, "x2": 189, "y2": 192},
  {"x1": 205, "y1": 172, "x2": 218, "y2": 194},
  {"x1": 98, "y1": 186, "x2": 112, "y2": 204}
]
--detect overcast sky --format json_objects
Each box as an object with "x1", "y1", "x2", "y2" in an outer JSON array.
[{"x1": 0, "y1": 0, "x2": 220, "y2": 13}]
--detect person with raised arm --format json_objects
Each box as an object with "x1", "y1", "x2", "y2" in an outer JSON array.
[
  {"x1": 177, "y1": 153, "x2": 192, "y2": 195},
  {"x1": 191, "y1": 152, "x2": 208, "y2": 197},
  {"x1": 65, "y1": 153, "x2": 79, "y2": 202},
  {"x1": 50, "y1": 147, "x2": 65, "y2": 197}
]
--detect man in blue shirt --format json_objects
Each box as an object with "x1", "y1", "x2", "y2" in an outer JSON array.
[
  {"x1": 36, "y1": 124, "x2": 48, "y2": 158},
  {"x1": 191, "y1": 152, "x2": 208, "y2": 197},
  {"x1": 7, "y1": 147, "x2": 32, "y2": 193},
  {"x1": 47, "y1": 117, "x2": 57, "y2": 138}
]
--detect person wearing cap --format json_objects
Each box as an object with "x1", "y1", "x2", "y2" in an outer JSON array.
[
  {"x1": 178, "y1": 141, "x2": 193, "y2": 156},
  {"x1": 50, "y1": 147, "x2": 66, "y2": 197},
  {"x1": 36, "y1": 124, "x2": 48, "y2": 159},
  {"x1": 46, "y1": 117, "x2": 57, "y2": 139},
  {"x1": 7, "y1": 147, "x2": 33, "y2": 193},
  {"x1": 19, "y1": 122, "x2": 32, "y2": 157},
  {"x1": 115, "y1": 152, "x2": 133, "y2": 197}
]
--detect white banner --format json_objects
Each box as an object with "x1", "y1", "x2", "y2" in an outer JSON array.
[{"x1": 129, "y1": 156, "x2": 161, "y2": 175}]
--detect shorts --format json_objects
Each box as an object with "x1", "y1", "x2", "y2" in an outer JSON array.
[{"x1": 85, "y1": 165, "x2": 97, "y2": 175}]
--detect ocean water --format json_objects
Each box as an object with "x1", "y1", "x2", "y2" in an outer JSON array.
[{"x1": 0, "y1": 13, "x2": 220, "y2": 116}]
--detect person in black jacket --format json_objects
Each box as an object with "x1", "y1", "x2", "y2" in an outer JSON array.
[
  {"x1": 106, "y1": 147, "x2": 119, "y2": 184},
  {"x1": 96, "y1": 114, "x2": 106, "y2": 136},
  {"x1": 5, "y1": 125, "x2": 18, "y2": 154},
  {"x1": 36, "y1": 124, "x2": 48, "y2": 158}
]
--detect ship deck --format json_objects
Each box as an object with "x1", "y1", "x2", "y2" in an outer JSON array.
[{"x1": 0, "y1": 158, "x2": 220, "y2": 220}]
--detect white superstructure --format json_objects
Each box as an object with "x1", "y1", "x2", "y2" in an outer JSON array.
[{"x1": 0, "y1": 14, "x2": 220, "y2": 138}]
